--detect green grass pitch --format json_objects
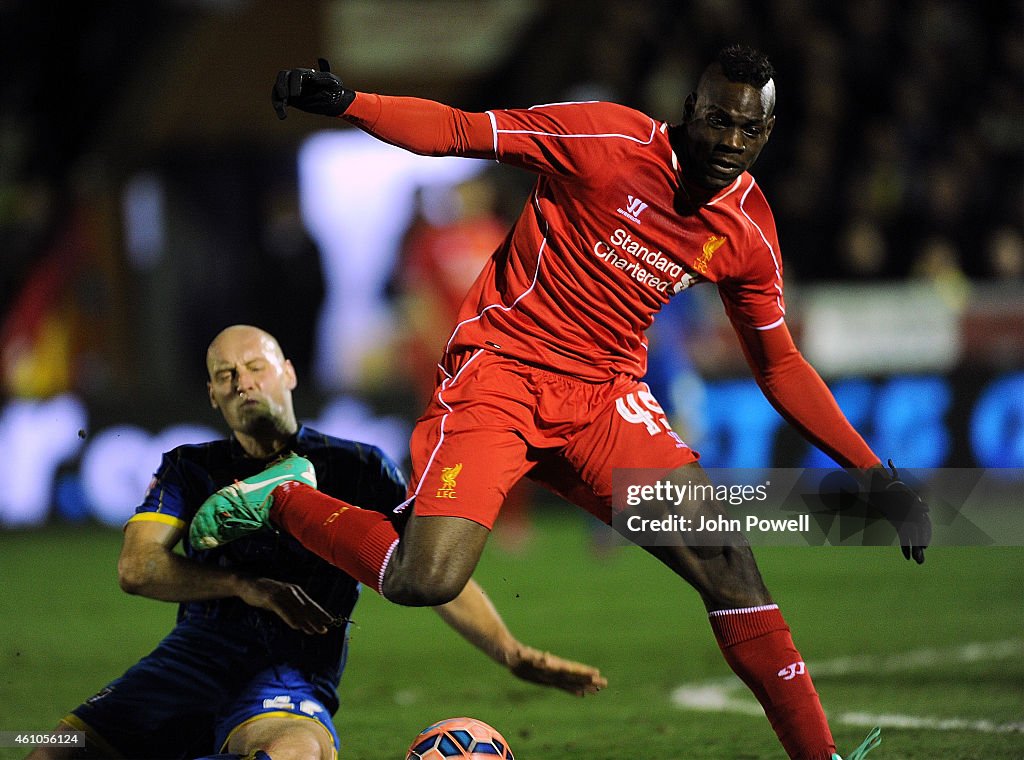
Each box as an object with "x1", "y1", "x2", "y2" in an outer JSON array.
[{"x1": 1, "y1": 511, "x2": 1021, "y2": 759}]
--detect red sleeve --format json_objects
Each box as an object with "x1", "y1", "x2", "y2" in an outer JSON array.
[
  {"x1": 716, "y1": 178, "x2": 786, "y2": 330},
  {"x1": 488, "y1": 101, "x2": 658, "y2": 178},
  {"x1": 733, "y1": 321, "x2": 880, "y2": 469},
  {"x1": 344, "y1": 96, "x2": 656, "y2": 180},
  {"x1": 342, "y1": 92, "x2": 495, "y2": 158}
]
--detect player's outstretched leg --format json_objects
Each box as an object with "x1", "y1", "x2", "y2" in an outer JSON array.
[
  {"x1": 635, "y1": 462, "x2": 841, "y2": 760},
  {"x1": 190, "y1": 453, "x2": 488, "y2": 606},
  {"x1": 190, "y1": 453, "x2": 317, "y2": 548}
]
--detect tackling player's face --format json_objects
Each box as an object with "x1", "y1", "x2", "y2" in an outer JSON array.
[
  {"x1": 681, "y1": 68, "x2": 775, "y2": 190},
  {"x1": 206, "y1": 328, "x2": 297, "y2": 437}
]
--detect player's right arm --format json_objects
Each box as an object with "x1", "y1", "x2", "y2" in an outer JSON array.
[
  {"x1": 272, "y1": 58, "x2": 493, "y2": 156},
  {"x1": 272, "y1": 58, "x2": 642, "y2": 178},
  {"x1": 119, "y1": 518, "x2": 334, "y2": 633}
]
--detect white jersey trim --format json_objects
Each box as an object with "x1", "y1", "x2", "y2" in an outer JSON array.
[
  {"x1": 738, "y1": 176, "x2": 785, "y2": 321},
  {"x1": 485, "y1": 110, "x2": 499, "y2": 161},
  {"x1": 442, "y1": 186, "x2": 548, "y2": 357},
  {"x1": 490, "y1": 103, "x2": 659, "y2": 147},
  {"x1": 707, "y1": 176, "x2": 743, "y2": 206},
  {"x1": 526, "y1": 100, "x2": 601, "y2": 108},
  {"x1": 754, "y1": 315, "x2": 786, "y2": 331},
  {"x1": 408, "y1": 349, "x2": 486, "y2": 508}
]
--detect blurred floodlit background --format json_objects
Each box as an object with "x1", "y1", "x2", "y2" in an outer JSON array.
[{"x1": 0, "y1": 0, "x2": 1021, "y2": 528}]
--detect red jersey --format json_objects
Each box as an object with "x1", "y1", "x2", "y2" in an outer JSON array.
[
  {"x1": 350, "y1": 98, "x2": 781, "y2": 380},
  {"x1": 342, "y1": 93, "x2": 879, "y2": 468},
  {"x1": 458, "y1": 101, "x2": 784, "y2": 380}
]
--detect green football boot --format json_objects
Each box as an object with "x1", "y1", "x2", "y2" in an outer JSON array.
[
  {"x1": 832, "y1": 727, "x2": 881, "y2": 760},
  {"x1": 189, "y1": 453, "x2": 317, "y2": 549}
]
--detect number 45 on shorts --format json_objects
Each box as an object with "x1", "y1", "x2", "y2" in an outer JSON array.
[{"x1": 615, "y1": 390, "x2": 688, "y2": 447}]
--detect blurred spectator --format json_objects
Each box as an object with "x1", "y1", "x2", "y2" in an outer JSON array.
[
  {"x1": 1, "y1": 161, "x2": 128, "y2": 399},
  {"x1": 253, "y1": 182, "x2": 325, "y2": 384},
  {"x1": 386, "y1": 174, "x2": 508, "y2": 406},
  {"x1": 643, "y1": 294, "x2": 710, "y2": 447},
  {"x1": 987, "y1": 226, "x2": 1024, "y2": 282},
  {"x1": 836, "y1": 216, "x2": 890, "y2": 280},
  {"x1": 910, "y1": 234, "x2": 970, "y2": 311}
]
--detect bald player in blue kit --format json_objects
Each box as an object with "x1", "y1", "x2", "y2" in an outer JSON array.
[{"x1": 27, "y1": 325, "x2": 605, "y2": 760}]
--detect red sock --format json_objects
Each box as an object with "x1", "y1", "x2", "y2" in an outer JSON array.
[
  {"x1": 269, "y1": 482, "x2": 399, "y2": 594},
  {"x1": 709, "y1": 604, "x2": 835, "y2": 760}
]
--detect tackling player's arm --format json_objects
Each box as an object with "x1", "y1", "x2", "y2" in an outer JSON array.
[
  {"x1": 118, "y1": 519, "x2": 335, "y2": 633},
  {"x1": 432, "y1": 579, "x2": 607, "y2": 696},
  {"x1": 732, "y1": 321, "x2": 931, "y2": 563}
]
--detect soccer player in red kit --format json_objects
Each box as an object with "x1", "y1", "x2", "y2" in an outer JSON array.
[{"x1": 193, "y1": 46, "x2": 927, "y2": 760}]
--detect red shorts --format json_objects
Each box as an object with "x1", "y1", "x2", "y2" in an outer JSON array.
[{"x1": 405, "y1": 350, "x2": 699, "y2": 528}]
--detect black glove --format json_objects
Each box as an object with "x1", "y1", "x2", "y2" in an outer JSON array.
[
  {"x1": 272, "y1": 58, "x2": 355, "y2": 120},
  {"x1": 869, "y1": 459, "x2": 931, "y2": 564}
]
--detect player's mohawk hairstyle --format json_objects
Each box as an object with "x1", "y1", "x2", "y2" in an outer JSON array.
[{"x1": 717, "y1": 44, "x2": 775, "y2": 88}]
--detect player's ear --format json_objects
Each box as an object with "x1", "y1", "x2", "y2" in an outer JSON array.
[
  {"x1": 283, "y1": 359, "x2": 297, "y2": 391},
  {"x1": 208, "y1": 382, "x2": 218, "y2": 409}
]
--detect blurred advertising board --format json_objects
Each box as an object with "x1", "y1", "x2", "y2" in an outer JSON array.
[{"x1": 0, "y1": 364, "x2": 1019, "y2": 529}]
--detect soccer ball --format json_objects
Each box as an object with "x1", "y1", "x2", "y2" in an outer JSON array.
[{"x1": 405, "y1": 716, "x2": 514, "y2": 759}]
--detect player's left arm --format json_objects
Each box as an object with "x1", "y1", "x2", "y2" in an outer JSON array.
[
  {"x1": 733, "y1": 320, "x2": 931, "y2": 563},
  {"x1": 719, "y1": 189, "x2": 877, "y2": 467},
  {"x1": 733, "y1": 321, "x2": 878, "y2": 468},
  {"x1": 432, "y1": 579, "x2": 607, "y2": 696}
]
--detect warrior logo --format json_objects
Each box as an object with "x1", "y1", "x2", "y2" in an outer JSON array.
[
  {"x1": 617, "y1": 194, "x2": 649, "y2": 223},
  {"x1": 436, "y1": 463, "x2": 463, "y2": 499}
]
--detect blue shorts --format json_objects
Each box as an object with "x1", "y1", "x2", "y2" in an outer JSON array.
[{"x1": 65, "y1": 622, "x2": 341, "y2": 759}]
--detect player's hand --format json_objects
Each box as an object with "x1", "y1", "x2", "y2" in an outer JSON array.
[
  {"x1": 505, "y1": 644, "x2": 607, "y2": 696},
  {"x1": 272, "y1": 58, "x2": 355, "y2": 120},
  {"x1": 238, "y1": 577, "x2": 336, "y2": 634},
  {"x1": 868, "y1": 460, "x2": 931, "y2": 564}
]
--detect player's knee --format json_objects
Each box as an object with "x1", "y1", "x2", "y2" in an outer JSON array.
[
  {"x1": 260, "y1": 735, "x2": 327, "y2": 760},
  {"x1": 379, "y1": 514, "x2": 486, "y2": 605},
  {"x1": 231, "y1": 721, "x2": 332, "y2": 760},
  {"x1": 381, "y1": 560, "x2": 467, "y2": 606}
]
